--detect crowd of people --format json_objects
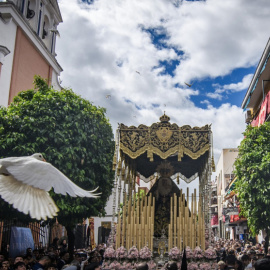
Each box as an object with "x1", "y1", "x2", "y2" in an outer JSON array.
[
  {"x1": 212, "y1": 238, "x2": 270, "y2": 270},
  {"x1": 0, "y1": 240, "x2": 105, "y2": 270},
  {"x1": 1, "y1": 238, "x2": 270, "y2": 270}
]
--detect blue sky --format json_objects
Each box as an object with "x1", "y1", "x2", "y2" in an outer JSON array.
[{"x1": 56, "y1": 0, "x2": 270, "y2": 167}]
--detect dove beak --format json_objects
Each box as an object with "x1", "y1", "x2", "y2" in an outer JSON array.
[{"x1": 43, "y1": 158, "x2": 46, "y2": 162}]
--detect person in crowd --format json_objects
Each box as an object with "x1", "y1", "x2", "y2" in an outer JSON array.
[
  {"x1": 50, "y1": 238, "x2": 59, "y2": 251},
  {"x1": 23, "y1": 256, "x2": 33, "y2": 270},
  {"x1": 251, "y1": 257, "x2": 258, "y2": 269},
  {"x1": 235, "y1": 260, "x2": 244, "y2": 270},
  {"x1": 59, "y1": 240, "x2": 68, "y2": 253},
  {"x1": 254, "y1": 258, "x2": 270, "y2": 270},
  {"x1": 33, "y1": 250, "x2": 40, "y2": 261},
  {"x1": 217, "y1": 260, "x2": 226, "y2": 270},
  {"x1": 216, "y1": 245, "x2": 226, "y2": 262},
  {"x1": 246, "y1": 250, "x2": 256, "y2": 269},
  {"x1": 84, "y1": 262, "x2": 100, "y2": 270},
  {"x1": 87, "y1": 251, "x2": 101, "y2": 265},
  {"x1": 256, "y1": 252, "x2": 265, "y2": 260},
  {"x1": 166, "y1": 262, "x2": 178, "y2": 270},
  {"x1": 0, "y1": 254, "x2": 5, "y2": 265},
  {"x1": 13, "y1": 262, "x2": 26, "y2": 270},
  {"x1": 13, "y1": 257, "x2": 24, "y2": 265},
  {"x1": 62, "y1": 260, "x2": 80, "y2": 270},
  {"x1": 32, "y1": 256, "x2": 52, "y2": 270},
  {"x1": 74, "y1": 253, "x2": 88, "y2": 270},
  {"x1": 225, "y1": 255, "x2": 237, "y2": 270},
  {"x1": 57, "y1": 251, "x2": 70, "y2": 270},
  {"x1": 25, "y1": 249, "x2": 32, "y2": 257},
  {"x1": 47, "y1": 266, "x2": 57, "y2": 270},
  {"x1": 241, "y1": 254, "x2": 251, "y2": 270},
  {"x1": 135, "y1": 263, "x2": 148, "y2": 270},
  {"x1": 74, "y1": 253, "x2": 83, "y2": 266},
  {"x1": 1, "y1": 260, "x2": 10, "y2": 270}
]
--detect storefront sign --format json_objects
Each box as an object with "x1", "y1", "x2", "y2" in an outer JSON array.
[{"x1": 223, "y1": 206, "x2": 239, "y2": 216}]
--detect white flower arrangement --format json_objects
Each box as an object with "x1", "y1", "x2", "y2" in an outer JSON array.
[
  {"x1": 127, "y1": 245, "x2": 139, "y2": 259},
  {"x1": 204, "y1": 247, "x2": 217, "y2": 259},
  {"x1": 115, "y1": 246, "x2": 128, "y2": 259},
  {"x1": 104, "y1": 246, "x2": 116, "y2": 259},
  {"x1": 188, "y1": 262, "x2": 199, "y2": 270},
  {"x1": 169, "y1": 247, "x2": 181, "y2": 260},
  {"x1": 199, "y1": 262, "x2": 211, "y2": 270},
  {"x1": 139, "y1": 246, "x2": 152, "y2": 259},
  {"x1": 186, "y1": 246, "x2": 194, "y2": 259},
  {"x1": 193, "y1": 246, "x2": 204, "y2": 259}
]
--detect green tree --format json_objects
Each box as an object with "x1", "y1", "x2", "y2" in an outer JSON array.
[
  {"x1": 234, "y1": 122, "x2": 270, "y2": 253},
  {"x1": 0, "y1": 76, "x2": 115, "y2": 253}
]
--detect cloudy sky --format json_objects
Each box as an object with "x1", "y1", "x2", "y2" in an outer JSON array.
[{"x1": 56, "y1": 0, "x2": 270, "y2": 177}]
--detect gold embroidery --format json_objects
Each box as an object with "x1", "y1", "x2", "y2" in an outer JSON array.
[{"x1": 118, "y1": 114, "x2": 210, "y2": 161}]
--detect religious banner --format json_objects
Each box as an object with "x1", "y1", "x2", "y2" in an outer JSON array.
[
  {"x1": 87, "y1": 218, "x2": 95, "y2": 249},
  {"x1": 223, "y1": 206, "x2": 239, "y2": 216},
  {"x1": 9, "y1": 227, "x2": 34, "y2": 258}
]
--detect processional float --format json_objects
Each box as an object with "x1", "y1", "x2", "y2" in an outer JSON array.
[{"x1": 111, "y1": 114, "x2": 215, "y2": 254}]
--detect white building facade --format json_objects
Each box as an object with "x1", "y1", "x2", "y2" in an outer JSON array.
[
  {"x1": 216, "y1": 148, "x2": 240, "y2": 239},
  {"x1": 0, "y1": 0, "x2": 62, "y2": 107}
]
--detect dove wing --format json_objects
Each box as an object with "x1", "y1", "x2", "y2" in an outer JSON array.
[
  {"x1": 3, "y1": 158, "x2": 100, "y2": 198},
  {"x1": 0, "y1": 174, "x2": 59, "y2": 220}
]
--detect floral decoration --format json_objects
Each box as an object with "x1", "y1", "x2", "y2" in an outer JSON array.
[
  {"x1": 169, "y1": 247, "x2": 181, "y2": 260},
  {"x1": 119, "y1": 261, "x2": 132, "y2": 269},
  {"x1": 116, "y1": 246, "x2": 128, "y2": 259},
  {"x1": 186, "y1": 246, "x2": 194, "y2": 259},
  {"x1": 139, "y1": 246, "x2": 152, "y2": 259},
  {"x1": 104, "y1": 246, "x2": 116, "y2": 259},
  {"x1": 128, "y1": 246, "x2": 139, "y2": 259},
  {"x1": 193, "y1": 246, "x2": 204, "y2": 259},
  {"x1": 204, "y1": 247, "x2": 217, "y2": 259},
  {"x1": 188, "y1": 262, "x2": 199, "y2": 270},
  {"x1": 199, "y1": 262, "x2": 211, "y2": 270},
  {"x1": 109, "y1": 260, "x2": 121, "y2": 269}
]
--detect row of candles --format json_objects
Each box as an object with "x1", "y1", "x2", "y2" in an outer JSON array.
[
  {"x1": 115, "y1": 193, "x2": 155, "y2": 251},
  {"x1": 168, "y1": 188, "x2": 205, "y2": 251},
  {"x1": 115, "y1": 188, "x2": 206, "y2": 252}
]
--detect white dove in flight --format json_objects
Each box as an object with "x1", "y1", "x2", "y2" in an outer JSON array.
[{"x1": 0, "y1": 153, "x2": 100, "y2": 220}]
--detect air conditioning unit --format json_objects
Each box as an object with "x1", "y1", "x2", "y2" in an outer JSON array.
[{"x1": 245, "y1": 110, "x2": 252, "y2": 123}]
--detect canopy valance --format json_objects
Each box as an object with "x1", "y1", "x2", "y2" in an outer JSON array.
[
  {"x1": 119, "y1": 114, "x2": 210, "y2": 162},
  {"x1": 114, "y1": 114, "x2": 213, "y2": 180}
]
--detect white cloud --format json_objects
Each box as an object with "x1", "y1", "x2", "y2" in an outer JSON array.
[
  {"x1": 206, "y1": 92, "x2": 223, "y2": 100},
  {"x1": 207, "y1": 73, "x2": 253, "y2": 100},
  {"x1": 56, "y1": 0, "x2": 263, "y2": 180},
  {"x1": 214, "y1": 73, "x2": 254, "y2": 93},
  {"x1": 200, "y1": 100, "x2": 211, "y2": 105}
]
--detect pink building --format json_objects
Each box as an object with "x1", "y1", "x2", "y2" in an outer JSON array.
[{"x1": 0, "y1": 0, "x2": 63, "y2": 107}]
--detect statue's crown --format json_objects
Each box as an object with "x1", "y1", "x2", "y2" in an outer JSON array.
[{"x1": 160, "y1": 113, "x2": 170, "y2": 123}]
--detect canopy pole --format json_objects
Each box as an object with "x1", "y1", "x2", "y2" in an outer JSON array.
[{"x1": 111, "y1": 128, "x2": 120, "y2": 247}]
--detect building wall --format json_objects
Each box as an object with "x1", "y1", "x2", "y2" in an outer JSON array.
[
  {"x1": 0, "y1": 15, "x2": 17, "y2": 107},
  {"x1": 216, "y1": 148, "x2": 239, "y2": 239},
  {"x1": 0, "y1": 1, "x2": 63, "y2": 107},
  {"x1": 9, "y1": 27, "x2": 51, "y2": 103}
]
